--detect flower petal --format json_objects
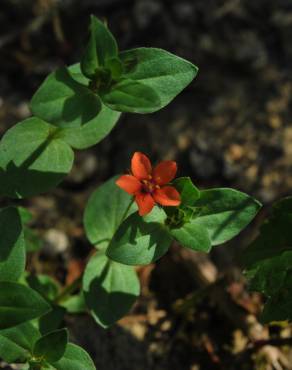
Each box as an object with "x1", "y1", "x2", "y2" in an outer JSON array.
[
  {"x1": 131, "y1": 152, "x2": 152, "y2": 180},
  {"x1": 135, "y1": 192, "x2": 155, "y2": 216},
  {"x1": 153, "y1": 161, "x2": 177, "y2": 185},
  {"x1": 116, "y1": 175, "x2": 141, "y2": 194},
  {"x1": 153, "y1": 186, "x2": 181, "y2": 206}
]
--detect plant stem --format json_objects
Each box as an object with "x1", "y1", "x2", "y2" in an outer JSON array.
[
  {"x1": 120, "y1": 198, "x2": 134, "y2": 225},
  {"x1": 54, "y1": 276, "x2": 82, "y2": 304}
]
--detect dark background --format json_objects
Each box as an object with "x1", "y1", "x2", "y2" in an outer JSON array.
[{"x1": 1, "y1": 1, "x2": 292, "y2": 369}]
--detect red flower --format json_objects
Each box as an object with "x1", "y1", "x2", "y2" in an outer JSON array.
[{"x1": 116, "y1": 152, "x2": 181, "y2": 216}]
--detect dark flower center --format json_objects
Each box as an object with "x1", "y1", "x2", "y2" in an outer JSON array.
[{"x1": 141, "y1": 177, "x2": 159, "y2": 194}]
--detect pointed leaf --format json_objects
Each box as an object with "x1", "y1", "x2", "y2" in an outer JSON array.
[
  {"x1": 193, "y1": 188, "x2": 261, "y2": 246},
  {"x1": 52, "y1": 343, "x2": 96, "y2": 370},
  {"x1": 0, "y1": 322, "x2": 40, "y2": 363},
  {"x1": 81, "y1": 16, "x2": 118, "y2": 78},
  {"x1": 26, "y1": 274, "x2": 60, "y2": 301},
  {"x1": 0, "y1": 207, "x2": 25, "y2": 281},
  {"x1": 107, "y1": 207, "x2": 173, "y2": 265},
  {"x1": 19, "y1": 208, "x2": 43, "y2": 253},
  {"x1": 119, "y1": 47, "x2": 198, "y2": 111},
  {"x1": 0, "y1": 118, "x2": 74, "y2": 198},
  {"x1": 31, "y1": 67, "x2": 101, "y2": 128},
  {"x1": 83, "y1": 252, "x2": 140, "y2": 328},
  {"x1": 53, "y1": 63, "x2": 121, "y2": 149},
  {"x1": 170, "y1": 221, "x2": 211, "y2": 252},
  {"x1": 102, "y1": 79, "x2": 161, "y2": 113},
  {"x1": 0, "y1": 282, "x2": 51, "y2": 329},
  {"x1": 59, "y1": 102, "x2": 120, "y2": 149},
  {"x1": 33, "y1": 329, "x2": 68, "y2": 363},
  {"x1": 39, "y1": 305, "x2": 66, "y2": 335},
  {"x1": 60, "y1": 294, "x2": 86, "y2": 314},
  {"x1": 173, "y1": 177, "x2": 200, "y2": 206},
  {"x1": 84, "y1": 176, "x2": 137, "y2": 250}
]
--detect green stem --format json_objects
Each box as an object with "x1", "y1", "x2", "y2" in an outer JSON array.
[
  {"x1": 119, "y1": 198, "x2": 134, "y2": 225},
  {"x1": 54, "y1": 276, "x2": 82, "y2": 304}
]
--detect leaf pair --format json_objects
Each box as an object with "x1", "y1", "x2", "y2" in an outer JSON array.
[
  {"x1": 0, "y1": 118, "x2": 73, "y2": 198},
  {"x1": 169, "y1": 177, "x2": 262, "y2": 253},
  {"x1": 0, "y1": 323, "x2": 95, "y2": 370},
  {"x1": 31, "y1": 16, "x2": 198, "y2": 125},
  {"x1": 0, "y1": 279, "x2": 95, "y2": 368},
  {"x1": 0, "y1": 106, "x2": 122, "y2": 199}
]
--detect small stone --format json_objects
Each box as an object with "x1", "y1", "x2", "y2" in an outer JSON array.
[
  {"x1": 226, "y1": 144, "x2": 245, "y2": 161},
  {"x1": 15, "y1": 101, "x2": 30, "y2": 119},
  {"x1": 43, "y1": 229, "x2": 69, "y2": 256}
]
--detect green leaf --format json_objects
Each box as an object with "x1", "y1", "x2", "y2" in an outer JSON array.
[
  {"x1": 39, "y1": 305, "x2": 66, "y2": 335},
  {"x1": 0, "y1": 282, "x2": 51, "y2": 329},
  {"x1": 59, "y1": 294, "x2": 86, "y2": 314},
  {"x1": 261, "y1": 271, "x2": 292, "y2": 324},
  {"x1": 0, "y1": 207, "x2": 25, "y2": 281},
  {"x1": 167, "y1": 187, "x2": 261, "y2": 252},
  {"x1": 26, "y1": 274, "x2": 60, "y2": 301},
  {"x1": 243, "y1": 197, "x2": 292, "y2": 323},
  {"x1": 33, "y1": 329, "x2": 68, "y2": 363},
  {"x1": 0, "y1": 322, "x2": 40, "y2": 363},
  {"x1": 83, "y1": 252, "x2": 140, "y2": 327},
  {"x1": 24, "y1": 227, "x2": 43, "y2": 253},
  {"x1": 18, "y1": 207, "x2": 33, "y2": 224},
  {"x1": 59, "y1": 102, "x2": 121, "y2": 150},
  {"x1": 173, "y1": 177, "x2": 200, "y2": 206},
  {"x1": 244, "y1": 197, "x2": 292, "y2": 268},
  {"x1": 18, "y1": 207, "x2": 43, "y2": 253},
  {"x1": 106, "y1": 57, "x2": 123, "y2": 80},
  {"x1": 52, "y1": 343, "x2": 96, "y2": 370},
  {"x1": 102, "y1": 79, "x2": 161, "y2": 113},
  {"x1": 106, "y1": 207, "x2": 173, "y2": 265},
  {"x1": 170, "y1": 222, "x2": 211, "y2": 252},
  {"x1": 31, "y1": 67, "x2": 101, "y2": 128},
  {"x1": 84, "y1": 176, "x2": 137, "y2": 250},
  {"x1": 192, "y1": 188, "x2": 261, "y2": 246},
  {"x1": 0, "y1": 118, "x2": 74, "y2": 198},
  {"x1": 38, "y1": 63, "x2": 121, "y2": 150},
  {"x1": 119, "y1": 47, "x2": 198, "y2": 111},
  {"x1": 67, "y1": 63, "x2": 89, "y2": 85},
  {"x1": 81, "y1": 16, "x2": 118, "y2": 79},
  {"x1": 248, "y1": 258, "x2": 292, "y2": 324}
]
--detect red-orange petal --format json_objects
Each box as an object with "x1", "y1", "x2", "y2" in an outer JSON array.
[
  {"x1": 131, "y1": 152, "x2": 152, "y2": 180},
  {"x1": 153, "y1": 161, "x2": 177, "y2": 185},
  {"x1": 153, "y1": 186, "x2": 181, "y2": 206},
  {"x1": 135, "y1": 192, "x2": 155, "y2": 216},
  {"x1": 116, "y1": 175, "x2": 142, "y2": 194}
]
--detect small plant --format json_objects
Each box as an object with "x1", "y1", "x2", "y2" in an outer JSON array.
[{"x1": 0, "y1": 15, "x2": 264, "y2": 370}]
